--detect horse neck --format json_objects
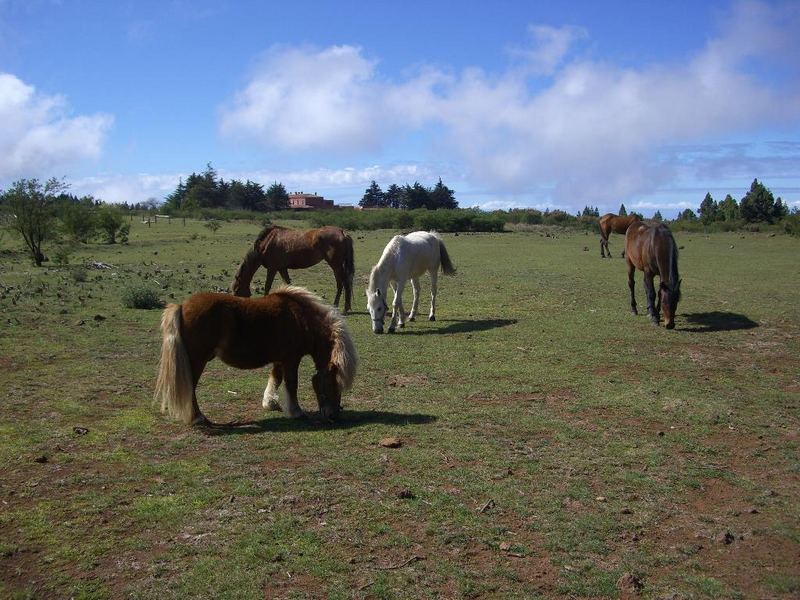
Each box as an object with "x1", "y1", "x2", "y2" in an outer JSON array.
[
  {"x1": 368, "y1": 252, "x2": 393, "y2": 293},
  {"x1": 233, "y1": 249, "x2": 261, "y2": 293}
]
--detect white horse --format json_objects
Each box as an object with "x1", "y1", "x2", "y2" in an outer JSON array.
[{"x1": 366, "y1": 231, "x2": 456, "y2": 334}]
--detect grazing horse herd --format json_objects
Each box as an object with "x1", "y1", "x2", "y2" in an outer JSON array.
[{"x1": 156, "y1": 216, "x2": 680, "y2": 425}]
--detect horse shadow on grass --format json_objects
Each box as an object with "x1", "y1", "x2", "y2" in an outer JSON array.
[
  {"x1": 203, "y1": 410, "x2": 437, "y2": 436},
  {"x1": 682, "y1": 311, "x2": 759, "y2": 333},
  {"x1": 400, "y1": 318, "x2": 517, "y2": 335}
]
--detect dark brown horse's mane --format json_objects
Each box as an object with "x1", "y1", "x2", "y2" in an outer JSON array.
[{"x1": 254, "y1": 224, "x2": 285, "y2": 248}]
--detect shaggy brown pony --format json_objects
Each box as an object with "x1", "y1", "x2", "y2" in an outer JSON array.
[
  {"x1": 624, "y1": 221, "x2": 682, "y2": 329},
  {"x1": 154, "y1": 286, "x2": 357, "y2": 425},
  {"x1": 599, "y1": 213, "x2": 641, "y2": 258},
  {"x1": 231, "y1": 225, "x2": 354, "y2": 313}
]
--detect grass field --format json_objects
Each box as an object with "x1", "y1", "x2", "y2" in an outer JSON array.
[{"x1": 1, "y1": 218, "x2": 798, "y2": 599}]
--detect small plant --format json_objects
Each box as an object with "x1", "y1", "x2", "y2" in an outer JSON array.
[
  {"x1": 71, "y1": 266, "x2": 88, "y2": 283},
  {"x1": 204, "y1": 220, "x2": 221, "y2": 235},
  {"x1": 121, "y1": 284, "x2": 162, "y2": 309}
]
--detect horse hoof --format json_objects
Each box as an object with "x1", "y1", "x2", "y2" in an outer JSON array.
[
  {"x1": 428, "y1": 315, "x2": 435, "y2": 321},
  {"x1": 665, "y1": 322, "x2": 675, "y2": 330},
  {"x1": 191, "y1": 415, "x2": 212, "y2": 427},
  {"x1": 387, "y1": 327, "x2": 396, "y2": 334},
  {"x1": 408, "y1": 316, "x2": 415, "y2": 322}
]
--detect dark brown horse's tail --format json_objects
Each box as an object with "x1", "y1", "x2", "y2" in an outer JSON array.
[
  {"x1": 343, "y1": 232, "x2": 355, "y2": 285},
  {"x1": 154, "y1": 304, "x2": 195, "y2": 424},
  {"x1": 439, "y1": 239, "x2": 456, "y2": 275}
]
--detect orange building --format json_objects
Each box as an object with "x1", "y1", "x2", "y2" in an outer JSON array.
[{"x1": 288, "y1": 192, "x2": 335, "y2": 209}]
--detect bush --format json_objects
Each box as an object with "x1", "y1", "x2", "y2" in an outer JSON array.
[
  {"x1": 785, "y1": 213, "x2": 800, "y2": 237},
  {"x1": 121, "y1": 284, "x2": 162, "y2": 309},
  {"x1": 71, "y1": 267, "x2": 88, "y2": 283}
]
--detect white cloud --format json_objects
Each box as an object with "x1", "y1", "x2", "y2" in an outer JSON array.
[
  {"x1": 219, "y1": 1, "x2": 800, "y2": 211},
  {"x1": 219, "y1": 45, "x2": 384, "y2": 152},
  {"x1": 0, "y1": 72, "x2": 113, "y2": 180}
]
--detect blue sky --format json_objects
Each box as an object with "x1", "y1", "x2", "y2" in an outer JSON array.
[{"x1": 1, "y1": 0, "x2": 799, "y2": 217}]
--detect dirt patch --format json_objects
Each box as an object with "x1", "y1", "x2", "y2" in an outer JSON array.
[
  {"x1": 387, "y1": 374, "x2": 429, "y2": 388},
  {"x1": 467, "y1": 388, "x2": 577, "y2": 407}
]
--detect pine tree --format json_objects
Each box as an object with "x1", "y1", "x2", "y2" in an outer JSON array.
[
  {"x1": 718, "y1": 194, "x2": 739, "y2": 221},
  {"x1": 359, "y1": 180, "x2": 384, "y2": 208},
  {"x1": 429, "y1": 178, "x2": 457, "y2": 209},
  {"x1": 619, "y1": 203, "x2": 628, "y2": 216},
  {"x1": 698, "y1": 192, "x2": 718, "y2": 225},
  {"x1": 385, "y1": 184, "x2": 403, "y2": 209},
  {"x1": 740, "y1": 178, "x2": 776, "y2": 223},
  {"x1": 653, "y1": 210, "x2": 663, "y2": 222},
  {"x1": 266, "y1": 182, "x2": 289, "y2": 211}
]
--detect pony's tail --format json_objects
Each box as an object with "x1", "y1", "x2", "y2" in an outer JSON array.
[
  {"x1": 154, "y1": 304, "x2": 195, "y2": 424},
  {"x1": 329, "y1": 313, "x2": 358, "y2": 391},
  {"x1": 439, "y1": 240, "x2": 456, "y2": 275}
]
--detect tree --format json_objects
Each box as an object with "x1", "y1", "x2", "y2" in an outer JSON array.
[
  {"x1": 429, "y1": 178, "x2": 458, "y2": 209},
  {"x1": 653, "y1": 210, "x2": 663, "y2": 222},
  {"x1": 385, "y1": 184, "x2": 403, "y2": 209},
  {"x1": 59, "y1": 197, "x2": 98, "y2": 243},
  {"x1": 718, "y1": 194, "x2": 739, "y2": 221},
  {"x1": 2, "y1": 177, "x2": 67, "y2": 266},
  {"x1": 97, "y1": 204, "x2": 127, "y2": 244},
  {"x1": 740, "y1": 178, "x2": 776, "y2": 223},
  {"x1": 266, "y1": 182, "x2": 289, "y2": 211},
  {"x1": 359, "y1": 180, "x2": 384, "y2": 208},
  {"x1": 677, "y1": 208, "x2": 697, "y2": 221},
  {"x1": 581, "y1": 205, "x2": 600, "y2": 217},
  {"x1": 773, "y1": 197, "x2": 788, "y2": 221},
  {"x1": 618, "y1": 203, "x2": 628, "y2": 216},
  {"x1": 401, "y1": 182, "x2": 430, "y2": 210},
  {"x1": 204, "y1": 220, "x2": 222, "y2": 235},
  {"x1": 698, "y1": 192, "x2": 718, "y2": 225}
]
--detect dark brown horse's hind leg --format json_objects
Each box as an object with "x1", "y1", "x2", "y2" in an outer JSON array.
[
  {"x1": 279, "y1": 269, "x2": 291, "y2": 285},
  {"x1": 627, "y1": 262, "x2": 638, "y2": 315},
  {"x1": 600, "y1": 236, "x2": 607, "y2": 258}
]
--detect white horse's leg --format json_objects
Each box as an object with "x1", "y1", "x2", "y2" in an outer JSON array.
[
  {"x1": 388, "y1": 279, "x2": 406, "y2": 332},
  {"x1": 279, "y1": 360, "x2": 305, "y2": 418},
  {"x1": 428, "y1": 269, "x2": 439, "y2": 321},
  {"x1": 408, "y1": 278, "x2": 421, "y2": 321}
]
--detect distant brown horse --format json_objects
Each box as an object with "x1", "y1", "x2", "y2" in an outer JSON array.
[
  {"x1": 624, "y1": 221, "x2": 682, "y2": 329},
  {"x1": 599, "y1": 213, "x2": 640, "y2": 258},
  {"x1": 155, "y1": 286, "x2": 357, "y2": 426},
  {"x1": 231, "y1": 225, "x2": 354, "y2": 313}
]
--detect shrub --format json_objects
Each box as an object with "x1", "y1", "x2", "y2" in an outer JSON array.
[
  {"x1": 71, "y1": 267, "x2": 88, "y2": 283},
  {"x1": 121, "y1": 284, "x2": 162, "y2": 309}
]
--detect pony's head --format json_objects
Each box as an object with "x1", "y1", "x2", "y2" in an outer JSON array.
[
  {"x1": 366, "y1": 288, "x2": 388, "y2": 333},
  {"x1": 660, "y1": 279, "x2": 682, "y2": 329},
  {"x1": 312, "y1": 367, "x2": 341, "y2": 421}
]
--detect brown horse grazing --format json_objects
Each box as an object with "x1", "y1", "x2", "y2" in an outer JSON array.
[
  {"x1": 154, "y1": 286, "x2": 357, "y2": 426},
  {"x1": 624, "y1": 221, "x2": 682, "y2": 329},
  {"x1": 599, "y1": 213, "x2": 640, "y2": 258},
  {"x1": 231, "y1": 225, "x2": 354, "y2": 313}
]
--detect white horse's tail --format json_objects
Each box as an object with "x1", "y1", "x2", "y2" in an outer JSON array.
[
  {"x1": 154, "y1": 304, "x2": 195, "y2": 424},
  {"x1": 438, "y1": 239, "x2": 456, "y2": 275}
]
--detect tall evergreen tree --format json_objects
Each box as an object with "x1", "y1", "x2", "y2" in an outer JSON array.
[
  {"x1": 385, "y1": 184, "x2": 403, "y2": 209},
  {"x1": 618, "y1": 203, "x2": 628, "y2": 216},
  {"x1": 740, "y1": 178, "x2": 776, "y2": 223},
  {"x1": 718, "y1": 194, "x2": 739, "y2": 221},
  {"x1": 653, "y1": 210, "x2": 663, "y2": 222},
  {"x1": 401, "y1": 182, "x2": 430, "y2": 210},
  {"x1": 429, "y1": 178, "x2": 458, "y2": 209},
  {"x1": 266, "y1": 182, "x2": 289, "y2": 211},
  {"x1": 698, "y1": 192, "x2": 718, "y2": 225},
  {"x1": 359, "y1": 180, "x2": 384, "y2": 208}
]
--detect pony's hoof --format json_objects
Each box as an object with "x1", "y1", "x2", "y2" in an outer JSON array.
[
  {"x1": 630, "y1": 309, "x2": 638, "y2": 316},
  {"x1": 408, "y1": 316, "x2": 415, "y2": 322},
  {"x1": 191, "y1": 415, "x2": 213, "y2": 427},
  {"x1": 428, "y1": 315, "x2": 435, "y2": 321},
  {"x1": 665, "y1": 322, "x2": 675, "y2": 330}
]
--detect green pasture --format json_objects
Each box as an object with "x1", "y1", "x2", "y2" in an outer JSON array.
[{"x1": 0, "y1": 218, "x2": 798, "y2": 599}]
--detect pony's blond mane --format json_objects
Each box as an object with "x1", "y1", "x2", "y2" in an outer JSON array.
[{"x1": 272, "y1": 286, "x2": 357, "y2": 390}]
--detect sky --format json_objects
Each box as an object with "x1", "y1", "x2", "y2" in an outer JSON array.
[{"x1": 1, "y1": 0, "x2": 799, "y2": 217}]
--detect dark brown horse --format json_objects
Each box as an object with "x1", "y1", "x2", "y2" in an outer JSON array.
[
  {"x1": 155, "y1": 286, "x2": 357, "y2": 426},
  {"x1": 599, "y1": 213, "x2": 640, "y2": 258},
  {"x1": 624, "y1": 221, "x2": 682, "y2": 329},
  {"x1": 231, "y1": 225, "x2": 354, "y2": 313}
]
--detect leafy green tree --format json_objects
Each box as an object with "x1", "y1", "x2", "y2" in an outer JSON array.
[
  {"x1": 698, "y1": 192, "x2": 718, "y2": 225},
  {"x1": 359, "y1": 180, "x2": 385, "y2": 208},
  {"x1": 717, "y1": 194, "x2": 739, "y2": 221},
  {"x1": 401, "y1": 182, "x2": 430, "y2": 210},
  {"x1": 204, "y1": 220, "x2": 222, "y2": 235},
  {"x1": 59, "y1": 199, "x2": 98, "y2": 243},
  {"x1": 266, "y1": 182, "x2": 289, "y2": 211},
  {"x1": 2, "y1": 177, "x2": 67, "y2": 266},
  {"x1": 97, "y1": 204, "x2": 126, "y2": 244},
  {"x1": 740, "y1": 178, "x2": 776, "y2": 223},
  {"x1": 429, "y1": 178, "x2": 458, "y2": 209},
  {"x1": 618, "y1": 203, "x2": 628, "y2": 216},
  {"x1": 653, "y1": 210, "x2": 663, "y2": 222},
  {"x1": 385, "y1": 184, "x2": 403, "y2": 209},
  {"x1": 229, "y1": 180, "x2": 267, "y2": 211},
  {"x1": 773, "y1": 197, "x2": 788, "y2": 220},
  {"x1": 677, "y1": 208, "x2": 697, "y2": 221}
]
